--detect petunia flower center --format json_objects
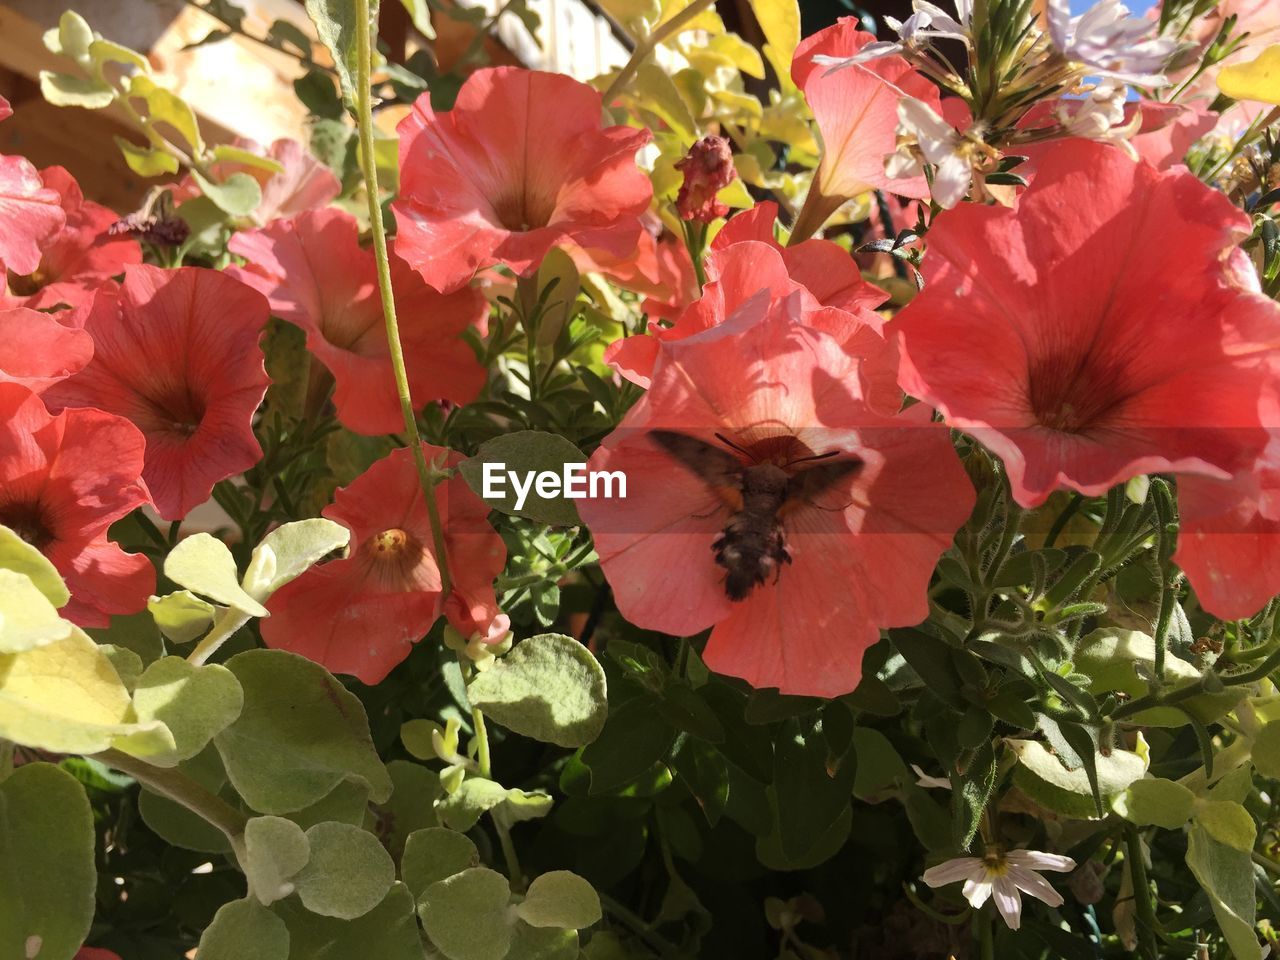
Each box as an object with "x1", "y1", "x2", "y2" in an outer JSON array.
[
  {"x1": 362, "y1": 527, "x2": 426, "y2": 587},
  {"x1": 142, "y1": 385, "x2": 208, "y2": 437},
  {"x1": 1027, "y1": 349, "x2": 1129, "y2": 434},
  {"x1": 0, "y1": 501, "x2": 55, "y2": 550},
  {"x1": 6, "y1": 267, "x2": 49, "y2": 297},
  {"x1": 490, "y1": 187, "x2": 557, "y2": 234}
]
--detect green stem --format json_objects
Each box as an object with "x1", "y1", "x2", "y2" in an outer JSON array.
[
  {"x1": 601, "y1": 0, "x2": 718, "y2": 104},
  {"x1": 599, "y1": 892, "x2": 677, "y2": 956},
  {"x1": 1113, "y1": 644, "x2": 1280, "y2": 721},
  {"x1": 977, "y1": 907, "x2": 994, "y2": 960},
  {"x1": 1124, "y1": 823, "x2": 1159, "y2": 960},
  {"x1": 95, "y1": 748, "x2": 248, "y2": 858},
  {"x1": 354, "y1": 0, "x2": 452, "y2": 597}
]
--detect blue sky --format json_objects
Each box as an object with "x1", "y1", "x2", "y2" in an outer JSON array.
[{"x1": 1071, "y1": 0, "x2": 1155, "y2": 11}]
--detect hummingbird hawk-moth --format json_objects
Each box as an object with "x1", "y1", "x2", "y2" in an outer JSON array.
[{"x1": 649, "y1": 429, "x2": 864, "y2": 601}]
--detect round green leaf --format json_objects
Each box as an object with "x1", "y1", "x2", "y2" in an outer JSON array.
[
  {"x1": 379, "y1": 760, "x2": 440, "y2": 858},
  {"x1": 295, "y1": 821, "x2": 395, "y2": 920},
  {"x1": 39, "y1": 71, "x2": 114, "y2": 108},
  {"x1": 402, "y1": 827, "x2": 479, "y2": 900},
  {"x1": 115, "y1": 657, "x2": 244, "y2": 766},
  {"x1": 273, "y1": 882, "x2": 423, "y2": 959},
  {"x1": 214, "y1": 649, "x2": 392, "y2": 814},
  {"x1": 419, "y1": 867, "x2": 514, "y2": 960},
  {"x1": 147, "y1": 590, "x2": 216, "y2": 644},
  {"x1": 1113, "y1": 777, "x2": 1196, "y2": 829},
  {"x1": 508, "y1": 923, "x2": 579, "y2": 960},
  {"x1": 1194, "y1": 799, "x2": 1257, "y2": 853},
  {"x1": 0, "y1": 763, "x2": 96, "y2": 960},
  {"x1": 197, "y1": 897, "x2": 290, "y2": 960},
  {"x1": 0, "y1": 569, "x2": 72, "y2": 653},
  {"x1": 516, "y1": 871, "x2": 602, "y2": 930},
  {"x1": 1252, "y1": 721, "x2": 1280, "y2": 780},
  {"x1": 242, "y1": 518, "x2": 350, "y2": 603},
  {"x1": 1008, "y1": 738, "x2": 1147, "y2": 819},
  {"x1": 193, "y1": 170, "x2": 263, "y2": 217},
  {"x1": 245, "y1": 816, "x2": 311, "y2": 905},
  {"x1": 466, "y1": 633, "x2": 607, "y2": 748},
  {"x1": 0, "y1": 524, "x2": 69, "y2": 607},
  {"x1": 1186, "y1": 822, "x2": 1264, "y2": 960},
  {"x1": 165, "y1": 533, "x2": 268, "y2": 617}
]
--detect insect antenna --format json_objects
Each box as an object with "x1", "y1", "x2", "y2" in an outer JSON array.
[
  {"x1": 785, "y1": 448, "x2": 841, "y2": 467},
  {"x1": 714, "y1": 432, "x2": 754, "y2": 459}
]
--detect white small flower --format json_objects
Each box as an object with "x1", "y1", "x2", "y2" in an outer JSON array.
[
  {"x1": 911, "y1": 763, "x2": 952, "y2": 789},
  {"x1": 1046, "y1": 0, "x2": 1179, "y2": 87},
  {"x1": 812, "y1": 0, "x2": 973, "y2": 72},
  {"x1": 888, "y1": 97, "x2": 975, "y2": 209},
  {"x1": 923, "y1": 848, "x2": 1076, "y2": 930}
]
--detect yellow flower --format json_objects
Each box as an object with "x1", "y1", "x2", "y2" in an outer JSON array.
[{"x1": 1218, "y1": 44, "x2": 1280, "y2": 105}]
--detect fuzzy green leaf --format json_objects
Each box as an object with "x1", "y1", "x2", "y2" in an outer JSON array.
[
  {"x1": 197, "y1": 897, "x2": 290, "y2": 960},
  {"x1": 294, "y1": 821, "x2": 396, "y2": 919},
  {"x1": 419, "y1": 867, "x2": 514, "y2": 960},
  {"x1": 244, "y1": 816, "x2": 310, "y2": 906},
  {"x1": 516, "y1": 871, "x2": 602, "y2": 929}
]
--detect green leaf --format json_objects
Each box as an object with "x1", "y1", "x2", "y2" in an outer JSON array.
[
  {"x1": 466, "y1": 633, "x2": 607, "y2": 747},
  {"x1": 516, "y1": 871, "x2": 601, "y2": 929},
  {"x1": 114, "y1": 137, "x2": 180, "y2": 177},
  {"x1": 43, "y1": 11, "x2": 94, "y2": 63},
  {"x1": 127, "y1": 74, "x2": 203, "y2": 153},
  {"x1": 1009, "y1": 737, "x2": 1147, "y2": 819},
  {"x1": 166, "y1": 533, "x2": 268, "y2": 617},
  {"x1": 214, "y1": 649, "x2": 392, "y2": 814},
  {"x1": 508, "y1": 923, "x2": 579, "y2": 960},
  {"x1": 244, "y1": 816, "x2": 311, "y2": 906},
  {"x1": 39, "y1": 70, "x2": 114, "y2": 108},
  {"x1": 670, "y1": 736, "x2": 729, "y2": 826},
  {"x1": 242, "y1": 518, "x2": 350, "y2": 603},
  {"x1": 772, "y1": 718, "x2": 854, "y2": 861},
  {"x1": 403, "y1": 827, "x2": 479, "y2": 900},
  {"x1": 379, "y1": 759, "x2": 440, "y2": 858},
  {"x1": 0, "y1": 763, "x2": 96, "y2": 960},
  {"x1": 0, "y1": 627, "x2": 171, "y2": 754},
  {"x1": 419, "y1": 867, "x2": 514, "y2": 960},
  {"x1": 303, "y1": 0, "x2": 379, "y2": 107},
  {"x1": 657, "y1": 682, "x2": 724, "y2": 742},
  {"x1": 197, "y1": 897, "x2": 290, "y2": 960},
  {"x1": 147, "y1": 590, "x2": 216, "y2": 644},
  {"x1": 580, "y1": 696, "x2": 677, "y2": 793},
  {"x1": 192, "y1": 170, "x2": 263, "y2": 218},
  {"x1": 891, "y1": 629, "x2": 967, "y2": 711},
  {"x1": 88, "y1": 37, "x2": 149, "y2": 71},
  {"x1": 458, "y1": 431, "x2": 589, "y2": 526},
  {"x1": 292, "y1": 821, "x2": 396, "y2": 920},
  {"x1": 1186, "y1": 821, "x2": 1264, "y2": 960},
  {"x1": 436, "y1": 777, "x2": 553, "y2": 831},
  {"x1": 273, "y1": 882, "x2": 423, "y2": 959},
  {"x1": 115, "y1": 656, "x2": 244, "y2": 766},
  {"x1": 211, "y1": 143, "x2": 286, "y2": 173},
  {"x1": 0, "y1": 526, "x2": 69, "y2": 606},
  {"x1": 1252, "y1": 720, "x2": 1280, "y2": 779},
  {"x1": 0, "y1": 568, "x2": 72, "y2": 652},
  {"x1": 1112, "y1": 777, "x2": 1196, "y2": 829},
  {"x1": 137, "y1": 747, "x2": 232, "y2": 854},
  {"x1": 398, "y1": 0, "x2": 436, "y2": 38},
  {"x1": 1194, "y1": 799, "x2": 1257, "y2": 853},
  {"x1": 749, "y1": 0, "x2": 800, "y2": 87},
  {"x1": 1217, "y1": 43, "x2": 1280, "y2": 105},
  {"x1": 851, "y1": 727, "x2": 908, "y2": 800}
]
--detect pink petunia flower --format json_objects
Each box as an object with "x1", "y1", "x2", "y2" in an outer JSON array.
[
  {"x1": 227, "y1": 208, "x2": 488, "y2": 435},
  {"x1": 0, "y1": 155, "x2": 65, "y2": 277},
  {"x1": 4, "y1": 166, "x2": 141, "y2": 311},
  {"x1": 674, "y1": 136, "x2": 737, "y2": 223},
  {"x1": 0, "y1": 306, "x2": 93, "y2": 394},
  {"x1": 0, "y1": 383, "x2": 153, "y2": 627},
  {"x1": 393, "y1": 67, "x2": 653, "y2": 293},
  {"x1": 896, "y1": 138, "x2": 1280, "y2": 508},
  {"x1": 606, "y1": 219, "x2": 898, "y2": 413},
  {"x1": 579, "y1": 295, "x2": 973, "y2": 696},
  {"x1": 261, "y1": 443, "x2": 507, "y2": 684},
  {"x1": 923, "y1": 848, "x2": 1076, "y2": 930},
  {"x1": 42, "y1": 265, "x2": 270, "y2": 520},
  {"x1": 790, "y1": 19, "x2": 942, "y2": 240},
  {"x1": 0, "y1": 95, "x2": 10, "y2": 123}
]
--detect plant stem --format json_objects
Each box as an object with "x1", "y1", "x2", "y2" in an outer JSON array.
[
  {"x1": 94, "y1": 748, "x2": 248, "y2": 857},
  {"x1": 1113, "y1": 644, "x2": 1280, "y2": 720},
  {"x1": 1124, "y1": 823, "x2": 1159, "y2": 960},
  {"x1": 601, "y1": 0, "x2": 718, "y2": 104},
  {"x1": 354, "y1": 0, "x2": 452, "y2": 596}
]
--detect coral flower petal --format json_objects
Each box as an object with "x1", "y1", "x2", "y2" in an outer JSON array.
[
  {"x1": 228, "y1": 208, "x2": 488, "y2": 435},
  {"x1": 0, "y1": 383, "x2": 153, "y2": 627},
  {"x1": 43, "y1": 265, "x2": 270, "y2": 520},
  {"x1": 393, "y1": 67, "x2": 653, "y2": 292},
  {"x1": 0, "y1": 155, "x2": 65, "y2": 276},
  {"x1": 896, "y1": 138, "x2": 1280, "y2": 508},
  {"x1": 0, "y1": 306, "x2": 93, "y2": 393}
]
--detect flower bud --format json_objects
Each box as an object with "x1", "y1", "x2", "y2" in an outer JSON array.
[{"x1": 674, "y1": 136, "x2": 736, "y2": 223}]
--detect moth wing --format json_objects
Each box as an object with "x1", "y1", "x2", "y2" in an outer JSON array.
[
  {"x1": 784, "y1": 458, "x2": 863, "y2": 512},
  {"x1": 649, "y1": 430, "x2": 744, "y2": 507}
]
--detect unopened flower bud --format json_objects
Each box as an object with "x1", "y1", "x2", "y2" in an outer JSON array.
[{"x1": 674, "y1": 136, "x2": 736, "y2": 223}]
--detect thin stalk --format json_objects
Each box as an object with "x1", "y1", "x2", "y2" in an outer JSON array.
[
  {"x1": 1124, "y1": 823, "x2": 1159, "y2": 960},
  {"x1": 601, "y1": 0, "x2": 718, "y2": 104},
  {"x1": 95, "y1": 748, "x2": 248, "y2": 858},
  {"x1": 354, "y1": 0, "x2": 452, "y2": 596}
]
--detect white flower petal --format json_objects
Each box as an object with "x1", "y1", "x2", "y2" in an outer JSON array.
[
  {"x1": 1007, "y1": 864, "x2": 1066, "y2": 908},
  {"x1": 910, "y1": 763, "x2": 952, "y2": 789},
  {"x1": 923, "y1": 857, "x2": 984, "y2": 888},
  {"x1": 963, "y1": 876, "x2": 994, "y2": 909},
  {"x1": 1007, "y1": 849, "x2": 1076, "y2": 873},
  {"x1": 931, "y1": 154, "x2": 972, "y2": 208},
  {"x1": 991, "y1": 876, "x2": 1023, "y2": 930}
]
